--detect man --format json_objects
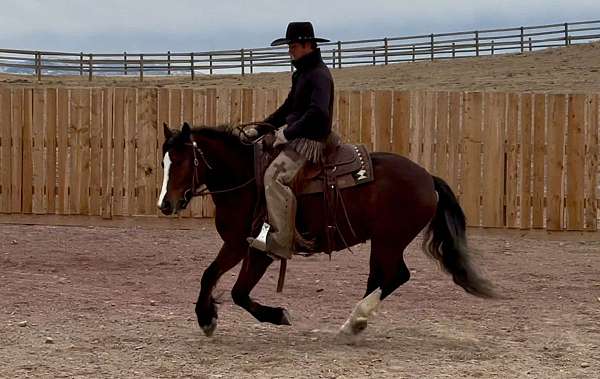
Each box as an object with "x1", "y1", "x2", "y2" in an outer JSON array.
[{"x1": 246, "y1": 22, "x2": 335, "y2": 260}]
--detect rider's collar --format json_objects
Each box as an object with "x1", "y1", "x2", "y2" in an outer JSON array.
[{"x1": 292, "y1": 48, "x2": 323, "y2": 71}]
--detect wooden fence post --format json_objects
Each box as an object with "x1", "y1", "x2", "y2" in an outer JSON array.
[
  {"x1": 491, "y1": 40, "x2": 495, "y2": 55},
  {"x1": 167, "y1": 51, "x2": 171, "y2": 75},
  {"x1": 80, "y1": 52, "x2": 84, "y2": 76},
  {"x1": 475, "y1": 31, "x2": 480, "y2": 56},
  {"x1": 430, "y1": 33, "x2": 434, "y2": 61},
  {"x1": 529, "y1": 37, "x2": 533, "y2": 51},
  {"x1": 209, "y1": 54, "x2": 213, "y2": 75},
  {"x1": 384, "y1": 38, "x2": 389, "y2": 65},
  {"x1": 88, "y1": 54, "x2": 93, "y2": 81},
  {"x1": 520, "y1": 26, "x2": 525, "y2": 53},
  {"x1": 452, "y1": 42, "x2": 455, "y2": 58},
  {"x1": 249, "y1": 50, "x2": 254, "y2": 74},
  {"x1": 35, "y1": 52, "x2": 41, "y2": 81},
  {"x1": 337, "y1": 41, "x2": 342, "y2": 68},
  {"x1": 564, "y1": 23, "x2": 569, "y2": 46},
  {"x1": 140, "y1": 54, "x2": 144, "y2": 81},
  {"x1": 241, "y1": 48, "x2": 245, "y2": 76},
  {"x1": 372, "y1": 49, "x2": 376, "y2": 65},
  {"x1": 124, "y1": 51, "x2": 128, "y2": 75},
  {"x1": 190, "y1": 52, "x2": 195, "y2": 80}
]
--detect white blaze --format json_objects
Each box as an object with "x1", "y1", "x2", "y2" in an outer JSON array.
[{"x1": 157, "y1": 152, "x2": 172, "y2": 207}]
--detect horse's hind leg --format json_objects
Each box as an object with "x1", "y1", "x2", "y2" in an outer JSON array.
[
  {"x1": 340, "y1": 237, "x2": 411, "y2": 336},
  {"x1": 231, "y1": 251, "x2": 291, "y2": 326}
]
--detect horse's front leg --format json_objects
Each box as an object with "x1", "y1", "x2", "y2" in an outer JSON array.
[
  {"x1": 195, "y1": 242, "x2": 245, "y2": 336},
  {"x1": 231, "y1": 250, "x2": 291, "y2": 326}
]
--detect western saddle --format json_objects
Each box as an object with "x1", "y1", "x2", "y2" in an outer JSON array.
[{"x1": 252, "y1": 133, "x2": 374, "y2": 256}]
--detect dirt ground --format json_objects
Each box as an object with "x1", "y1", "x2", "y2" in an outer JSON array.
[
  {"x1": 0, "y1": 221, "x2": 598, "y2": 378},
  {"x1": 2, "y1": 42, "x2": 600, "y2": 93}
]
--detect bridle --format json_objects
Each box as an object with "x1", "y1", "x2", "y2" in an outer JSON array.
[
  {"x1": 182, "y1": 137, "x2": 256, "y2": 201},
  {"x1": 169, "y1": 121, "x2": 274, "y2": 202}
]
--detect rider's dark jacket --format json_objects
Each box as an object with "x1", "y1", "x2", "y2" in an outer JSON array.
[{"x1": 262, "y1": 48, "x2": 334, "y2": 142}]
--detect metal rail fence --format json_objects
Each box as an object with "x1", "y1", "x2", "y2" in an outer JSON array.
[{"x1": 1, "y1": 20, "x2": 599, "y2": 81}]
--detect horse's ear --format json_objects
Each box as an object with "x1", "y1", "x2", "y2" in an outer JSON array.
[
  {"x1": 163, "y1": 123, "x2": 172, "y2": 139},
  {"x1": 181, "y1": 122, "x2": 191, "y2": 138}
]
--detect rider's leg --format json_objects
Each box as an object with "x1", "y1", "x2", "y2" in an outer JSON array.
[{"x1": 249, "y1": 147, "x2": 306, "y2": 259}]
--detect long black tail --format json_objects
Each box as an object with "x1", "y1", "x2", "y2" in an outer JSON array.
[{"x1": 422, "y1": 176, "x2": 496, "y2": 298}]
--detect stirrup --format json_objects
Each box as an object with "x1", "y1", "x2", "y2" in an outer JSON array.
[
  {"x1": 255, "y1": 222, "x2": 271, "y2": 244},
  {"x1": 248, "y1": 223, "x2": 277, "y2": 257},
  {"x1": 247, "y1": 236, "x2": 267, "y2": 252},
  {"x1": 248, "y1": 223, "x2": 270, "y2": 249}
]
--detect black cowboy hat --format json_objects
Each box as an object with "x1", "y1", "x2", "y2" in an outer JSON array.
[{"x1": 271, "y1": 22, "x2": 330, "y2": 47}]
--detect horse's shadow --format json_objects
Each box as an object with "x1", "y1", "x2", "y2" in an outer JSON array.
[{"x1": 185, "y1": 323, "x2": 492, "y2": 359}]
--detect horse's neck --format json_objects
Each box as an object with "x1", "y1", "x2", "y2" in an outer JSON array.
[
  {"x1": 204, "y1": 139, "x2": 256, "y2": 235},
  {"x1": 203, "y1": 137, "x2": 255, "y2": 202}
]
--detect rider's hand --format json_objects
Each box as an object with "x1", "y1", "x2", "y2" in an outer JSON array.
[
  {"x1": 241, "y1": 127, "x2": 259, "y2": 143},
  {"x1": 273, "y1": 128, "x2": 288, "y2": 147}
]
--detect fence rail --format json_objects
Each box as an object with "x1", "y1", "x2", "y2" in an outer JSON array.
[
  {"x1": 1, "y1": 20, "x2": 599, "y2": 81},
  {"x1": 0, "y1": 86, "x2": 598, "y2": 231}
]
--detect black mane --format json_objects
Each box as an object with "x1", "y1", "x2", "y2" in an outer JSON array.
[
  {"x1": 194, "y1": 124, "x2": 247, "y2": 148},
  {"x1": 164, "y1": 124, "x2": 250, "y2": 153}
]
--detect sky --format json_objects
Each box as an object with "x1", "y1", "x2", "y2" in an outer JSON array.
[{"x1": 1, "y1": 0, "x2": 599, "y2": 53}]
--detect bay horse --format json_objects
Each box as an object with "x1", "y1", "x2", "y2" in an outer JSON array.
[{"x1": 157, "y1": 122, "x2": 494, "y2": 337}]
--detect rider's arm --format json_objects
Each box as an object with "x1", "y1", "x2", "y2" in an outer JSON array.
[{"x1": 257, "y1": 89, "x2": 293, "y2": 134}]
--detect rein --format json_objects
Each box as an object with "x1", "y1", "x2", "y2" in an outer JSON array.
[
  {"x1": 184, "y1": 139, "x2": 255, "y2": 199},
  {"x1": 237, "y1": 121, "x2": 277, "y2": 146},
  {"x1": 184, "y1": 121, "x2": 275, "y2": 199}
]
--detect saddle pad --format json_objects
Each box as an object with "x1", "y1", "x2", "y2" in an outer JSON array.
[{"x1": 297, "y1": 144, "x2": 374, "y2": 195}]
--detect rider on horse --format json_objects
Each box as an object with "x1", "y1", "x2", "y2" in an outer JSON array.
[{"x1": 246, "y1": 22, "x2": 335, "y2": 260}]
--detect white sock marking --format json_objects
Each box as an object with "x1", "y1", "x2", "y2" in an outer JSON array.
[
  {"x1": 356, "y1": 288, "x2": 382, "y2": 316},
  {"x1": 340, "y1": 288, "x2": 382, "y2": 335}
]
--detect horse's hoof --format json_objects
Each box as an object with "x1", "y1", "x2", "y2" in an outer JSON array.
[
  {"x1": 339, "y1": 321, "x2": 353, "y2": 336},
  {"x1": 280, "y1": 309, "x2": 292, "y2": 325},
  {"x1": 351, "y1": 317, "x2": 368, "y2": 334},
  {"x1": 201, "y1": 317, "x2": 217, "y2": 337},
  {"x1": 339, "y1": 316, "x2": 368, "y2": 336}
]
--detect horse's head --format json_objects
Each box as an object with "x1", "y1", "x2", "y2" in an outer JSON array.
[{"x1": 157, "y1": 122, "x2": 209, "y2": 215}]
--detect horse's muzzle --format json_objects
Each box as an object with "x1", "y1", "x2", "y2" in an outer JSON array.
[{"x1": 158, "y1": 199, "x2": 174, "y2": 215}]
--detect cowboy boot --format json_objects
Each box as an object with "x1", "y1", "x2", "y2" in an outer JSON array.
[
  {"x1": 247, "y1": 189, "x2": 295, "y2": 260},
  {"x1": 247, "y1": 175, "x2": 297, "y2": 259},
  {"x1": 247, "y1": 224, "x2": 292, "y2": 260}
]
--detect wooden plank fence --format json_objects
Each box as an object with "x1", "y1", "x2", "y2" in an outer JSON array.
[{"x1": 0, "y1": 87, "x2": 598, "y2": 231}]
